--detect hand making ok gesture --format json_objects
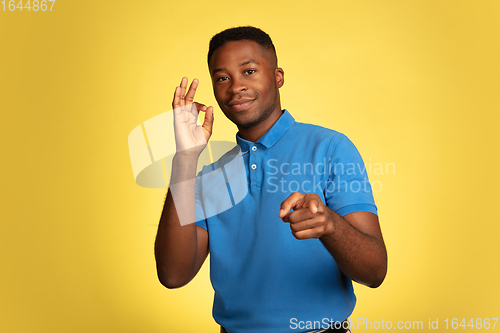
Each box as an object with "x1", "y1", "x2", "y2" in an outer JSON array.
[{"x1": 172, "y1": 77, "x2": 214, "y2": 156}]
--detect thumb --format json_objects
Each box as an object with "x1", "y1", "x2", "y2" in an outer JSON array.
[
  {"x1": 309, "y1": 200, "x2": 318, "y2": 214},
  {"x1": 304, "y1": 195, "x2": 321, "y2": 214},
  {"x1": 202, "y1": 106, "x2": 214, "y2": 138}
]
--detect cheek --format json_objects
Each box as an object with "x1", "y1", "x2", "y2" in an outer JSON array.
[
  {"x1": 259, "y1": 80, "x2": 276, "y2": 100},
  {"x1": 213, "y1": 87, "x2": 226, "y2": 101},
  {"x1": 255, "y1": 79, "x2": 272, "y2": 95}
]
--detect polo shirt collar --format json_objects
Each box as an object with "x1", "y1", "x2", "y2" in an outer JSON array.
[{"x1": 236, "y1": 109, "x2": 295, "y2": 151}]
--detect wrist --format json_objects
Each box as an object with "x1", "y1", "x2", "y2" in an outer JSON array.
[
  {"x1": 170, "y1": 153, "x2": 199, "y2": 183},
  {"x1": 320, "y1": 210, "x2": 337, "y2": 239},
  {"x1": 173, "y1": 151, "x2": 201, "y2": 162}
]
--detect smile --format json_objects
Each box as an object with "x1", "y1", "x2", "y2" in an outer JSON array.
[{"x1": 228, "y1": 99, "x2": 255, "y2": 111}]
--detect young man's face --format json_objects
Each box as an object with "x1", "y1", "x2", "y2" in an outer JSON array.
[{"x1": 209, "y1": 40, "x2": 284, "y2": 129}]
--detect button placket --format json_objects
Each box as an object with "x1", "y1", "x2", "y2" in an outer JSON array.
[{"x1": 249, "y1": 144, "x2": 261, "y2": 192}]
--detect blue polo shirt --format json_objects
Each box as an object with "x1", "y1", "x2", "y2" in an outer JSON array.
[{"x1": 195, "y1": 110, "x2": 377, "y2": 333}]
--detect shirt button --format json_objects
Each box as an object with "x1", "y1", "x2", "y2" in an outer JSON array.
[
  {"x1": 251, "y1": 164, "x2": 257, "y2": 170},
  {"x1": 252, "y1": 146, "x2": 257, "y2": 151}
]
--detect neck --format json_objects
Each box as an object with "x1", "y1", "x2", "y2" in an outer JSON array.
[{"x1": 237, "y1": 108, "x2": 283, "y2": 142}]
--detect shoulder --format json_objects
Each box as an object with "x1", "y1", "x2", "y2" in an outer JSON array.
[
  {"x1": 286, "y1": 120, "x2": 354, "y2": 151},
  {"x1": 291, "y1": 121, "x2": 344, "y2": 141},
  {"x1": 286, "y1": 120, "x2": 365, "y2": 163}
]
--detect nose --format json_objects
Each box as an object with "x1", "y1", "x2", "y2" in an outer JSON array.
[{"x1": 229, "y1": 76, "x2": 247, "y2": 95}]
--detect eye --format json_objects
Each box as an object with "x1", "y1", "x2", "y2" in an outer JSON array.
[
  {"x1": 216, "y1": 76, "x2": 229, "y2": 82},
  {"x1": 244, "y1": 69, "x2": 256, "y2": 75}
]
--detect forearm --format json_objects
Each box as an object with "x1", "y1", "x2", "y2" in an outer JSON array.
[
  {"x1": 154, "y1": 154, "x2": 203, "y2": 288},
  {"x1": 319, "y1": 209, "x2": 387, "y2": 288}
]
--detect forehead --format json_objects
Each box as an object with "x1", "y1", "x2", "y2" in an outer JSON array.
[{"x1": 209, "y1": 40, "x2": 273, "y2": 72}]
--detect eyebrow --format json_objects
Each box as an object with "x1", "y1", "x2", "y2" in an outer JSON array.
[{"x1": 212, "y1": 59, "x2": 260, "y2": 75}]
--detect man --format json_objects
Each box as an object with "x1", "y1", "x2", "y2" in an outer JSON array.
[{"x1": 155, "y1": 26, "x2": 387, "y2": 333}]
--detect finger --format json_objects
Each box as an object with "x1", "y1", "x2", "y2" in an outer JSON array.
[
  {"x1": 302, "y1": 193, "x2": 324, "y2": 215},
  {"x1": 306, "y1": 197, "x2": 319, "y2": 215},
  {"x1": 193, "y1": 102, "x2": 207, "y2": 110},
  {"x1": 201, "y1": 106, "x2": 214, "y2": 139},
  {"x1": 279, "y1": 192, "x2": 305, "y2": 218},
  {"x1": 190, "y1": 102, "x2": 207, "y2": 118},
  {"x1": 282, "y1": 206, "x2": 315, "y2": 223},
  {"x1": 179, "y1": 77, "x2": 188, "y2": 107},
  {"x1": 173, "y1": 86, "x2": 182, "y2": 110},
  {"x1": 292, "y1": 227, "x2": 324, "y2": 240},
  {"x1": 289, "y1": 218, "x2": 325, "y2": 232},
  {"x1": 173, "y1": 77, "x2": 188, "y2": 109},
  {"x1": 185, "y1": 78, "x2": 199, "y2": 105}
]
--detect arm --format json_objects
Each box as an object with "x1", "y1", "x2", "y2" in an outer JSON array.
[
  {"x1": 279, "y1": 193, "x2": 387, "y2": 288},
  {"x1": 154, "y1": 77, "x2": 214, "y2": 289},
  {"x1": 154, "y1": 162, "x2": 209, "y2": 289}
]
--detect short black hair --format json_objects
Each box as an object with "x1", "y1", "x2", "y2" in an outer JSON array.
[{"x1": 207, "y1": 26, "x2": 276, "y2": 65}]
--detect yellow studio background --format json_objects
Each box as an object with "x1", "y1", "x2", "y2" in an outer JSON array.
[{"x1": 1, "y1": 0, "x2": 499, "y2": 332}]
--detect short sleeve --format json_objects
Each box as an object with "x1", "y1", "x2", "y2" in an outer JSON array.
[
  {"x1": 324, "y1": 134, "x2": 378, "y2": 216},
  {"x1": 193, "y1": 146, "x2": 248, "y2": 231}
]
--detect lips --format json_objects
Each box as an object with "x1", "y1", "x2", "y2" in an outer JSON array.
[{"x1": 227, "y1": 98, "x2": 255, "y2": 111}]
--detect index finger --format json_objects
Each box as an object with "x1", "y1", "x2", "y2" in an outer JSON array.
[{"x1": 279, "y1": 192, "x2": 305, "y2": 218}]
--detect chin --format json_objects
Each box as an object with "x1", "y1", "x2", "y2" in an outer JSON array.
[
  {"x1": 232, "y1": 111, "x2": 264, "y2": 128},
  {"x1": 236, "y1": 119, "x2": 260, "y2": 129}
]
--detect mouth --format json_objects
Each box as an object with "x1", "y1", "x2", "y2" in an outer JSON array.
[{"x1": 227, "y1": 99, "x2": 255, "y2": 111}]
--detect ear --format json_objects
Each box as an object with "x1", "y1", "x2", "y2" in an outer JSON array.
[{"x1": 275, "y1": 67, "x2": 284, "y2": 88}]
